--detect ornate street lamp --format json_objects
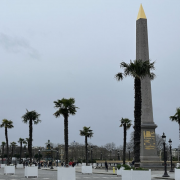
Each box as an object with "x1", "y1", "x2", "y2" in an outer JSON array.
[
  {"x1": 101, "y1": 152, "x2": 102, "y2": 160},
  {"x1": 38, "y1": 150, "x2": 41, "y2": 169},
  {"x1": 24, "y1": 151, "x2": 27, "y2": 160},
  {"x1": 91, "y1": 146, "x2": 93, "y2": 163},
  {"x1": 128, "y1": 147, "x2": 130, "y2": 161},
  {"x1": 50, "y1": 150, "x2": 54, "y2": 169},
  {"x1": 56, "y1": 150, "x2": 58, "y2": 167},
  {"x1": 118, "y1": 151, "x2": 120, "y2": 160},
  {"x1": 168, "y1": 139, "x2": 174, "y2": 172},
  {"x1": 162, "y1": 133, "x2": 169, "y2": 177},
  {"x1": 87, "y1": 150, "x2": 89, "y2": 164}
]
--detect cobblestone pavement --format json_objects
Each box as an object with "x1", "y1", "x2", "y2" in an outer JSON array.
[{"x1": 0, "y1": 168, "x2": 175, "y2": 180}]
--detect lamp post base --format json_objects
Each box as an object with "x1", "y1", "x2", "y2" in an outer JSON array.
[
  {"x1": 169, "y1": 170, "x2": 174, "y2": 172},
  {"x1": 162, "y1": 173, "x2": 170, "y2": 177},
  {"x1": 50, "y1": 166, "x2": 54, "y2": 169}
]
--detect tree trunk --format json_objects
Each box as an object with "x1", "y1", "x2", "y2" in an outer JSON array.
[
  {"x1": 20, "y1": 142, "x2": 22, "y2": 164},
  {"x1": 64, "y1": 115, "x2": 69, "y2": 165},
  {"x1": 85, "y1": 136, "x2": 88, "y2": 165},
  {"x1": 5, "y1": 127, "x2": 9, "y2": 165},
  {"x1": 134, "y1": 77, "x2": 141, "y2": 163},
  {"x1": 29, "y1": 120, "x2": 33, "y2": 163},
  {"x1": 123, "y1": 124, "x2": 127, "y2": 165}
]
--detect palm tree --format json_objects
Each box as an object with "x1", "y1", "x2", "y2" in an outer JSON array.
[
  {"x1": 115, "y1": 59, "x2": 155, "y2": 163},
  {"x1": 120, "y1": 118, "x2": 132, "y2": 165},
  {"x1": 1, "y1": 142, "x2": 6, "y2": 164},
  {"x1": 10, "y1": 142, "x2": 17, "y2": 159},
  {"x1": 80, "y1": 126, "x2": 93, "y2": 165},
  {"x1": 22, "y1": 110, "x2": 41, "y2": 163},
  {"x1": 18, "y1": 138, "x2": 26, "y2": 164},
  {"x1": 53, "y1": 98, "x2": 78, "y2": 166},
  {"x1": 170, "y1": 107, "x2": 180, "y2": 150},
  {"x1": 0, "y1": 119, "x2": 14, "y2": 164}
]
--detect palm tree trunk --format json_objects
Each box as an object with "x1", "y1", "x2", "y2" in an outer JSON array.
[
  {"x1": 5, "y1": 127, "x2": 9, "y2": 165},
  {"x1": 85, "y1": 136, "x2": 87, "y2": 165},
  {"x1": 64, "y1": 115, "x2": 69, "y2": 165},
  {"x1": 134, "y1": 77, "x2": 141, "y2": 163},
  {"x1": 20, "y1": 142, "x2": 22, "y2": 164},
  {"x1": 29, "y1": 120, "x2": 33, "y2": 163},
  {"x1": 123, "y1": 124, "x2": 127, "y2": 165}
]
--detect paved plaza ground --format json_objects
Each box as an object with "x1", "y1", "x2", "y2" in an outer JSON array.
[{"x1": 0, "y1": 167, "x2": 175, "y2": 180}]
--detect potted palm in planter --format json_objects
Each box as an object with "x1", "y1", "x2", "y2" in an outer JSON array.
[{"x1": 54, "y1": 98, "x2": 78, "y2": 180}]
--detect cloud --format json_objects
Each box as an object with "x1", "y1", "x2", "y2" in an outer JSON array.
[{"x1": 0, "y1": 33, "x2": 40, "y2": 59}]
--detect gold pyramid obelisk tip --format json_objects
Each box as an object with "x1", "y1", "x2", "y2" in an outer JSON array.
[{"x1": 137, "y1": 4, "x2": 147, "y2": 20}]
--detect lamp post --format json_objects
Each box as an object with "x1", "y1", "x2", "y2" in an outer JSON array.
[
  {"x1": 56, "y1": 150, "x2": 58, "y2": 167},
  {"x1": 101, "y1": 152, "x2": 102, "y2": 160},
  {"x1": 128, "y1": 148, "x2": 130, "y2": 161},
  {"x1": 91, "y1": 146, "x2": 93, "y2": 163},
  {"x1": 118, "y1": 151, "x2": 120, "y2": 160},
  {"x1": 176, "y1": 148, "x2": 180, "y2": 162},
  {"x1": 168, "y1": 139, "x2": 174, "y2": 172},
  {"x1": 24, "y1": 151, "x2": 26, "y2": 166},
  {"x1": 110, "y1": 150, "x2": 112, "y2": 160},
  {"x1": 50, "y1": 150, "x2": 54, "y2": 169},
  {"x1": 87, "y1": 150, "x2": 89, "y2": 164},
  {"x1": 38, "y1": 150, "x2": 41, "y2": 169},
  {"x1": 24, "y1": 151, "x2": 27, "y2": 160},
  {"x1": 162, "y1": 132, "x2": 169, "y2": 177}
]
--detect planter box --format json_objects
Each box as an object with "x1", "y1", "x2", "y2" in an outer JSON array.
[
  {"x1": 82, "y1": 166, "x2": 92, "y2": 174},
  {"x1": 57, "y1": 167, "x2": 75, "y2": 180},
  {"x1": 16, "y1": 164, "x2": 24, "y2": 168},
  {"x1": 0, "y1": 164, "x2": 6, "y2": 168},
  {"x1": 175, "y1": 168, "x2": 180, "y2": 180},
  {"x1": 122, "y1": 170, "x2": 131, "y2": 180},
  {"x1": 122, "y1": 169, "x2": 151, "y2": 180},
  {"x1": 117, "y1": 167, "x2": 125, "y2": 176},
  {"x1": 4, "y1": 166, "x2": 15, "y2": 175},
  {"x1": 132, "y1": 169, "x2": 151, "y2": 180},
  {"x1": 24, "y1": 166, "x2": 38, "y2": 178}
]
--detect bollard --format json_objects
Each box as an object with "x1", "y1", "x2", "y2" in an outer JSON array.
[{"x1": 113, "y1": 167, "x2": 115, "y2": 173}]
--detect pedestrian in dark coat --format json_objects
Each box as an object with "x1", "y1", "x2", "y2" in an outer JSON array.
[{"x1": 105, "y1": 161, "x2": 108, "y2": 172}]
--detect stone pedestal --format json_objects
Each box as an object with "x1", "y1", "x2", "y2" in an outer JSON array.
[{"x1": 140, "y1": 124, "x2": 161, "y2": 167}]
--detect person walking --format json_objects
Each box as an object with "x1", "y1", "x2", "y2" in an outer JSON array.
[{"x1": 105, "y1": 161, "x2": 108, "y2": 172}]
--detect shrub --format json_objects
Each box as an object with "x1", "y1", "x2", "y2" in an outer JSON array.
[{"x1": 117, "y1": 164, "x2": 122, "y2": 170}]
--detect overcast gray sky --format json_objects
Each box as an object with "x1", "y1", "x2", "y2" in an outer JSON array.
[{"x1": 0, "y1": 0, "x2": 180, "y2": 149}]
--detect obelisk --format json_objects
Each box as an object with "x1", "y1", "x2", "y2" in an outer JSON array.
[{"x1": 136, "y1": 4, "x2": 160, "y2": 166}]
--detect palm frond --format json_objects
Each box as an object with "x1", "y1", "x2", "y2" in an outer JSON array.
[
  {"x1": 117, "y1": 59, "x2": 156, "y2": 80},
  {"x1": 0, "y1": 119, "x2": 14, "y2": 129},
  {"x1": 115, "y1": 73, "x2": 124, "y2": 81},
  {"x1": 80, "y1": 126, "x2": 93, "y2": 138},
  {"x1": 22, "y1": 110, "x2": 41, "y2": 125},
  {"x1": 120, "y1": 118, "x2": 132, "y2": 130},
  {"x1": 53, "y1": 98, "x2": 78, "y2": 118}
]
